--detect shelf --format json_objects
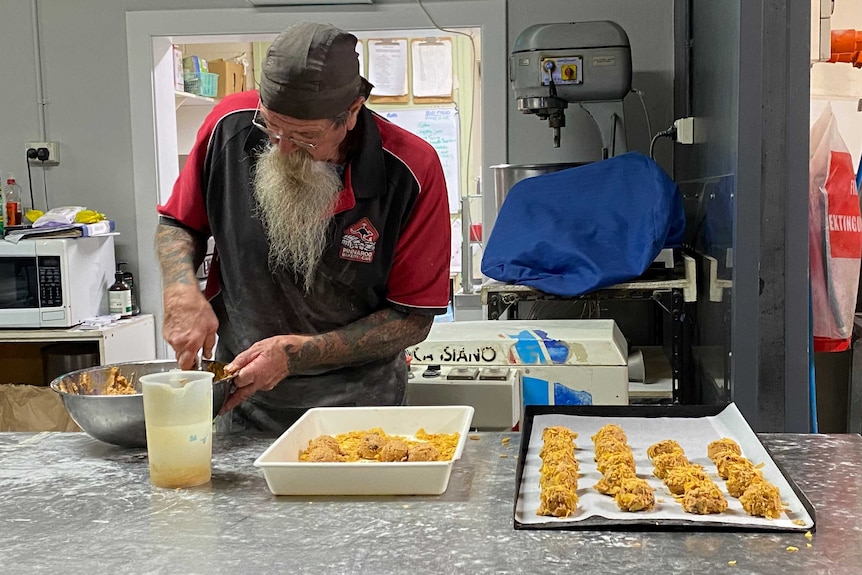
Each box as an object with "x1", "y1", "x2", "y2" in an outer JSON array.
[
  {"x1": 175, "y1": 91, "x2": 216, "y2": 109},
  {"x1": 0, "y1": 314, "x2": 156, "y2": 365},
  {"x1": 481, "y1": 253, "x2": 697, "y2": 305}
]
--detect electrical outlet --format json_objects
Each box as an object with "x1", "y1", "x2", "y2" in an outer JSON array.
[
  {"x1": 673, "y1": 118, "x2": 695, "y2": 145},
  {"x1": 26, "y1": 141, "x2": 60, "y2": 166}
]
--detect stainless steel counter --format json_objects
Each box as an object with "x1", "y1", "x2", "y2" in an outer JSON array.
[{"x1": 1, "y1": 431, "x2": 860, "y2": 575}]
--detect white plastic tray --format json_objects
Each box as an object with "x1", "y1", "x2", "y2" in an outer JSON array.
[{"x1": 253, "y1": 405, "x2": 474, "y2": 495}]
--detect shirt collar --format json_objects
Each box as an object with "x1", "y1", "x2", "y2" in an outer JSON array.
[{"x1": 344, "y1": 107, "x2": 386, "y2": 199}]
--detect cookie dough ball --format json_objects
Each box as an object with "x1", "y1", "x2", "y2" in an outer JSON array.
[
  {"x1": 357, "y1": 433, "x2": 385, "y2": 460},
  {"x1": 707, "y1": 437, "x2": 741, "y2": 462},
  {"x1": 308, "y1": 435, "x2": 341, "y2": 455},
  {"x1": 615, "y1": 477, "x2": 655, "y2": 512},
  {"x1": 540, "y1": 447, "x2": 578, "y2": 473},
  {"x1": 537, "y1": 484, "x2": 579, "y2": 518},
  {"x1": 540, "y1": 439, "x2": 575, "y2": 460},
  {"x1": 664, "y1": 465, "x2": 710, "y2": 496},
  {"x1": 407, "y1": 442, "x2": 440, "y2": 462},
  {"x1": 739, "y1": 480, "x2": 783, "y2": 519},
  {"x1": 380, "y1": 439, "x2": 409, "y2": 462},
  {"x1": 597, "y1": 450, "x2": 635, "y2": 474},
  {"x1": 594, "y1": 437, "x2": 629, "y2": 462},
  {"x1": 307, "y1": 446, "x2": 340, "y2": 462},
  {"x1": 652, "y1": 451, "x2": 690, "y2": 479},
  {"x1": 715, "y1": 452, "x2": 749, "y2": 480},
  {"x1": 594, "y1": 464, "x2": 637, "y2": 496},
  {"x1": 647, "y1": 439, "x2": 683, "y2": 460},
  {"x1": 591, "y1": 424, "x2": 627, "y2": 444},
  {"x1": 682, "y1": 482, "x2": 728, "y2": 515},
  {"x1": 540, "y1": 460, "x2": 580, "y2": 491},
  {"x1": 542, "y1": 426, "x2": 578, "y2": 443},
  {"x1": 726, "y1": 463, "x2": 763, "y2": 498}
]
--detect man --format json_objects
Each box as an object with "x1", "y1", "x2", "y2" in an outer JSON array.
[{"x1": 156, "y1": 22, "x2": 451, "y2": 432}]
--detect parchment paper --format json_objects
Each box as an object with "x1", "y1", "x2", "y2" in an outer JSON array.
[{"x1": 515, "y1": 404, "x2": 814, "y2": 530}]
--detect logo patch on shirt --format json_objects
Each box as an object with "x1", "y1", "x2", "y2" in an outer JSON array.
[{"x1": 340, "y1": 217, "x2": 379, "y2": 263}]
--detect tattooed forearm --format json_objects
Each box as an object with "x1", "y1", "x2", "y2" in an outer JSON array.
[
  {"x1": 155, "y1": 223, "x2": 208, "y2": 288},
  {"x1": 285, "y1": 308, "x2": 433, "y2": 375}
]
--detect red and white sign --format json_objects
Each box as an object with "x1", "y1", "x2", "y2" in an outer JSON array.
[{"x1": 340, "y1": 217, "x2": 379, "y2": 263}]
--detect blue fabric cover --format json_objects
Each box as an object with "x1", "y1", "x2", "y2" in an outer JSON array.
[{"x1": 481, "y1": 152, "x2": 686, "y2": 297}]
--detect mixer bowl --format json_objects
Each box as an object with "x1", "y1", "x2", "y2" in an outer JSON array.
[
  {"x1": 49, "y1": 359, "x2": 231, "y2": 448},
  {"x1": 490, "y1": 162, "x2": 592, "y2": 214}
]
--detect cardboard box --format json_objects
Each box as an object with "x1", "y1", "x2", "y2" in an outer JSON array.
[
  {"x1": 208, "y1": 59, "x2": 246, "y2": 98},
  {"x1": 172, "y1": 45, "x2": 184, "y2": 91}
]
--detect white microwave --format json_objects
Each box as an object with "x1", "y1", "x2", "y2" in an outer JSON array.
[{"x1": 0, "y1": 236, "x2": 116, "y2": 328}]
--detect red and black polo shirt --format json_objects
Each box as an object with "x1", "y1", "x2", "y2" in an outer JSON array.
[{"x1": 158, "y1": 90, "x2": 451, "y2": 431}]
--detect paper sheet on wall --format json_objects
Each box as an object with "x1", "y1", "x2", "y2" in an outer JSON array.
[
  {"x1": 411, "y1": 39, "x2": 453, "y2": 98},
  {"x1": 356, "y1": 41, "x2": 365, "y2": 78},
  {"x1": 382, "y1": 108, "x2": 460, "y2": 212},
  {"x1": 368, "y1": 39, "x2": 408, "y2": 96},
  {"x1": 451, "y1": 218, "x2": 462, "y2": 273}
]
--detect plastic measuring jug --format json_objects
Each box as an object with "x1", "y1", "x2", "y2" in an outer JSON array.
[{"x1": 141, "y1": 370, "x2": 215, "y2": 488}]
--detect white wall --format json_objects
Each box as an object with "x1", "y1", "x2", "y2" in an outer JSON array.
[{"x1": 0, "y1": 0, "x2": 246, "y2": 302}]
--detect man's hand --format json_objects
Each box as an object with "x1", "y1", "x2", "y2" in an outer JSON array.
[
  {"x1": 217, "y1": 309, "x2": 433, "y2": 415},
  {"x1": 220, "y1": 334, "x2": 309, "y2": 414},
  {"x1": 156, "y1": 222, "x2": 213, "y2": 369},
  {"x1": 163, "y1": 283, "x2": 218, "y2": 369}
]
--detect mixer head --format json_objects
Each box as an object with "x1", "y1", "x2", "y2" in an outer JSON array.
[{"x1": 510, "y1": 21, "x2": 632, "y2": 149}]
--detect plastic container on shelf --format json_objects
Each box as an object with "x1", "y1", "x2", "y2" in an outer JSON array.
[
  {"x1": 182, "y1": 72, "x2": 219, "y2": 97},
  {"x1": 4, "y1": 175, "x2": 23, "y2": 227}
]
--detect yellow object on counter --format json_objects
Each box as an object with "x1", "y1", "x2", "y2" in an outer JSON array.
[
  {"x1": 25, "y1": 208, "x2": 106, "y2": 224},
  {"x1": 74, "y1": 209, "x2": 106, "y2": 224}
]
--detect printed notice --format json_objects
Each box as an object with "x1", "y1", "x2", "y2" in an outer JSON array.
[
  {"x1": 383, "y1": 107, "x2": 461, "y2": 212},
  {"x1": 356, "y1": 41, "x2": 365, "y2": 78},
  {"x1": 368, "y1": 39, "x2": 408, "y2": 96},
  {"x1": 411, "y1": 38, "x2": 453, "y2": 98}
]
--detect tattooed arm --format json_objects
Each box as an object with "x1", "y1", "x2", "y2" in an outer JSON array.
[
  {"x1": 220, "y1": 308, "x2": 433, "y2": 413},
  {"x1": 156, "y1": 222, "x2": 208, "y2": 287},
  {"x1": 156, "y1": 222, "x2": 219, "y2": 369}
]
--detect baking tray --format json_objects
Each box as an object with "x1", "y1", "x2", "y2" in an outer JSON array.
[
  {"x1": 514, "y1": 404, "x2": 816, "y2": 532},
  {"x1": 254, "y1": 405, "x2": 474, "y2": 495}
]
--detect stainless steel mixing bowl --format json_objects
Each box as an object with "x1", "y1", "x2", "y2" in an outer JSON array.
[{"x1": 49, "y1": 359, "x2": 231, "y2": 448}]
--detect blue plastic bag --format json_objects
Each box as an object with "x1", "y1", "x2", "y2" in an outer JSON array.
[{"x1": 481, "y1": 152, "x2": 686, "y2": 297}]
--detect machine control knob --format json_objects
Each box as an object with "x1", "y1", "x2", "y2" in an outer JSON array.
[
  {"x1": 479, "y1": 367, "x2": 510, "y2": 381},
  {"x1": 422, "y1": 365, "x2": 442, "y2": 378}
]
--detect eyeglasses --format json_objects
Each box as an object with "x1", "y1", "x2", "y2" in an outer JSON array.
[{"x1": 251, "y1": 102, "x2": 335, "y2": 150}]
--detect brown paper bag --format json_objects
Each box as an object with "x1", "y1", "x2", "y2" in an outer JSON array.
[{"x1": 0, "y1": 384, "x2": 82, "y2": 432}]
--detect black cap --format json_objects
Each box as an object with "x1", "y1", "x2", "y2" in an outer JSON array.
[{"x1": 260, "y1": 22, "x2": 373, "y2": 120}]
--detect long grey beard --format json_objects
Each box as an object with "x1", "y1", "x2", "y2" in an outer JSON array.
[{"x1": 252, "y1": 145, "x2": 343, "y2": 292}]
